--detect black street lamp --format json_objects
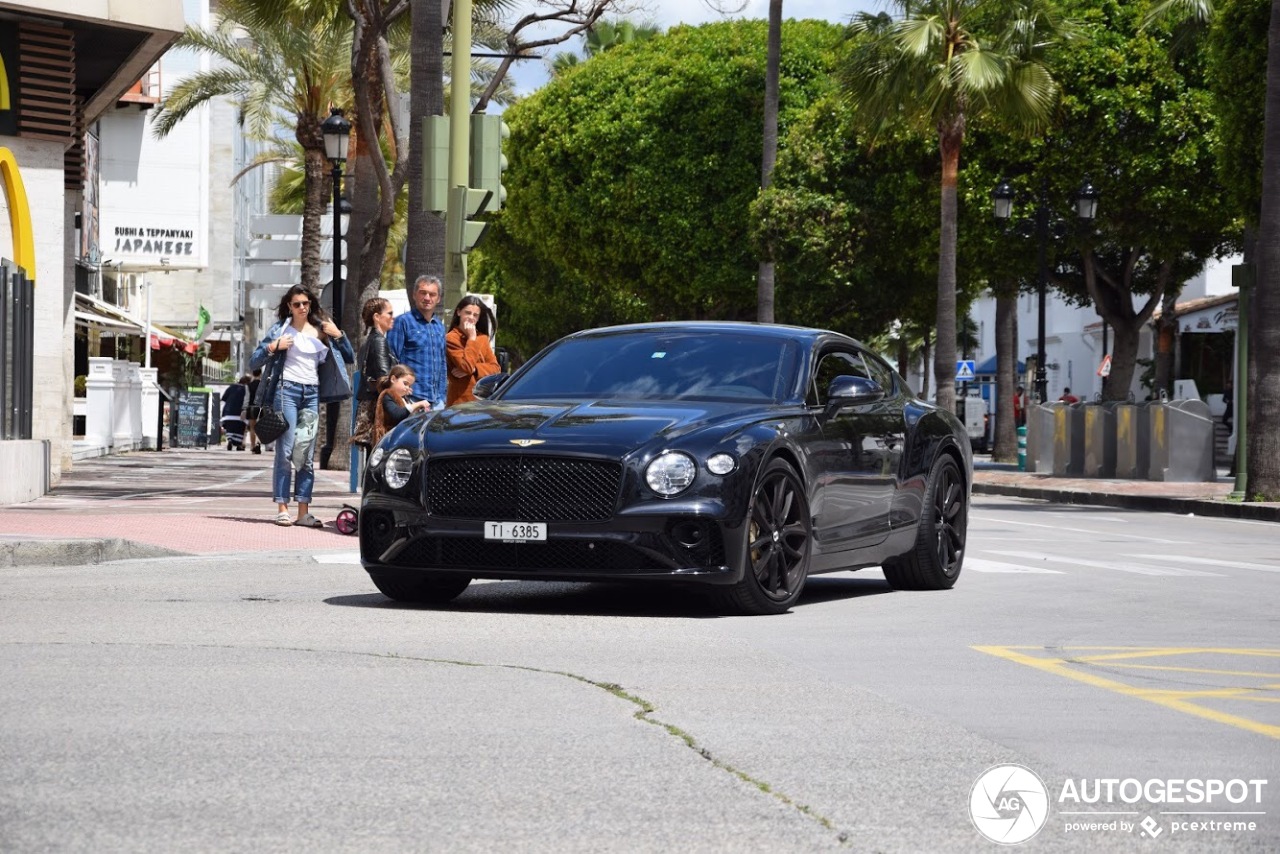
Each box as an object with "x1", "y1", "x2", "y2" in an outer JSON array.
[
  {"x1": 993, "y1": 176, "x2": 1098, "y2": 404},
  {"x1": 321, "y1": 107, "x2": 351, "y2": 329},
  {"x1": 320, "y1": 108, "x2": 350, "y2": 470}
]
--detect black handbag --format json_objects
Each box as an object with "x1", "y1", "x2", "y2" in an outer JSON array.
[
  {"x1": 255, "y1": 405, "x2": 288, "y2": 446},
  {"x1": 252, "y1": 351, "x2": 288, "y2": 446}
]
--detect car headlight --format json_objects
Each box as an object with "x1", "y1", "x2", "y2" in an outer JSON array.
[
  {"x1": 383, "y1": 448, "x2": 414, "y2": 490},
  {"x1": 645, "y1": 451, "x2": 696, "y2": 496},
  {"x1": 706, "y1": 453, "x2": 736, "y2": 475},
  {"x1": 369, "y1": 447, "x2": 385, "y2": 468}
]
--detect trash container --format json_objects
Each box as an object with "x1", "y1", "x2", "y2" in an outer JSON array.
[
  {"x1": 1148, "y1": 398, "x2": 1216, "y2": 482},
  {"x1": 1114, "y1": 401, "x2": 1151, "y2": 480},
  {"x1": 1051, "y1": 402, "x2": 1085, "y2": 477},
  {"x1": 1081, "y1": 402, "x2": 1117, "y2": 479},
  {"x1": 1025, "y1": 403, "x2": 1058, "y2": 474}
]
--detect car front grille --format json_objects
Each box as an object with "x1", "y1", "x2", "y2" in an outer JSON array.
[{"x1": 427, "y1": 456, "x2": 622, "y2": 522}]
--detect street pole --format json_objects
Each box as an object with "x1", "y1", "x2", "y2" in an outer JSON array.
[
  {"x1": 1229, "y1": 263, "x2": 1251, "y2": 499},
  {"x1": 331, "y1": 160, "x2": 343, "y2": 330},
  {"x1": 319, "y1": 107, "x2": 350, "y2": 470},
  {"x1": 1035, "y1": 197, "x2": 1049, "y2": 405},
  {"x1": 443, "y1": 0, "x2": 473, "y2": 311}
]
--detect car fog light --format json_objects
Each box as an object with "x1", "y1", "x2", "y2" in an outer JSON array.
[
  {"x1": 706, "y1": 453, "x2": 735, "y2": 475},
  {"x1": 646, "y1": 451, "x2": 696, "y2": 496},
  {"x1": 384, "y1": 448, "x2": 414, "y2": 490},
  {"x1": 369, "y1": 447, "x2": 385, "y2": 467}
]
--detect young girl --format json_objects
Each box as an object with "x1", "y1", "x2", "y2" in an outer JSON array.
[{"x1": 372, "y1": 364, "x2": 431, "y2": 446}]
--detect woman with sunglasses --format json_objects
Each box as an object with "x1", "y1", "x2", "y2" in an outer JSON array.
[{"x1": 249, "y1": 285, "x2": 355, "y2": 527}]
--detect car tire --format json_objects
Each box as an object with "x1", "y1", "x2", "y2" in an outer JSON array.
[
  {"x1": 712, "y1": 458, "x2": 812, "y2": 616},
  {"x1": 881, "y1": 453, "x2": 967, "y2": 591},
  {"x1": 370, "y1": 570, "x2": 472, "y2": 604}
]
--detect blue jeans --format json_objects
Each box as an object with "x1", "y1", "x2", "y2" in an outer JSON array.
[{"x1": 273, "y1": 380, "x2": 319, "y2": 504}]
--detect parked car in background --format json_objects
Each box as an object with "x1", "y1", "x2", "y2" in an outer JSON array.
[{"x1": 359, "y1": 322, "x2": 973, "y2": 615}]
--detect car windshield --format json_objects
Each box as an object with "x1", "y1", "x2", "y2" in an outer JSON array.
[{"x1": 498, "y1": 330, "x2": 802, "y2": 403}]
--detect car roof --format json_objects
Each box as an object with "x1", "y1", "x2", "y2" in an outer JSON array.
[{"x1": 563, "y1": 320, "x2": 864, "y2": 349}]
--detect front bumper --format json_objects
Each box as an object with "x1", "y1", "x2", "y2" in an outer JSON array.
[{"x1": 359, "y1": 493, "x2": 747, "y2": 585}]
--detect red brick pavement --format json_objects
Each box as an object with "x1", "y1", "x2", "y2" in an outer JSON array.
[{"x1": 0, "y1": 447, "x2": 359, "y2": 556}]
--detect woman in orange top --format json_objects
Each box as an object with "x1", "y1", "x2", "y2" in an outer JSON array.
[{"x1": 445, "y1": 295, "x2": 500, "y2": 405}]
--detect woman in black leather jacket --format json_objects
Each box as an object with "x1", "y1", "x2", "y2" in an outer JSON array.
[{"x1": 353, "y1": 297, "x2": 395, "y2": 446}]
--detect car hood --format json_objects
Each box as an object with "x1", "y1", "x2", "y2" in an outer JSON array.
[{"x1": 420, "y1": 399, "x2": 764, "y2": 456}]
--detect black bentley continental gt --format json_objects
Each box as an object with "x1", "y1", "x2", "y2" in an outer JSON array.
[{"x1": 359, "y1": 322, "x2": 971, "y2": 615}]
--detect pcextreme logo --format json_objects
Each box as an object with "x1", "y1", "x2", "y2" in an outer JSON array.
[{"x1": 0, "y1": 146, "x2": 36, "y2": 279}]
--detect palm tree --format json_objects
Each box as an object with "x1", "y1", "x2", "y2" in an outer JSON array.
[
  {"x1": 549, "y1": 17, "x2": 661, "y2": 76},
  {"x1": 152, "y1": 0, "x2": 351, "y2": 293},
  {"x1": 758, "y1": 0, "x2": 781, "y2": 323},
  {"x1": 838, "y1": 0, "x2": 1071, "y2": 413}
]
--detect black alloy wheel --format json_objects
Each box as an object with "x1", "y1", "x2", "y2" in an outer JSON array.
[
  {"x1": 881, "y1": 453, "x2": 967, "y2": 590},
  {"x1": 714, "y1": 458, "x2": 812, "y2": 615}
]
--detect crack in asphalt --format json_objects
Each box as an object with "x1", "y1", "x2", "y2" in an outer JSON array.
[{"x1": 4, "y1": 639, "x2": 849, "y2": 844}]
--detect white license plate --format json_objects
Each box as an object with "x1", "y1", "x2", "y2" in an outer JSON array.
[{"x1": 484, "y1": 521, "x2": 546, "y2": 542}]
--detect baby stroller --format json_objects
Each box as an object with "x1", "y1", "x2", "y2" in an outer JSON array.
[{"x1": 335, "y1": 503, "x2": 359, "y2": 536}]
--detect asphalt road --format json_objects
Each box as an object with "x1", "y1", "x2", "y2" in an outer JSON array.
[{"x1": 1, "y1": 496, "x2": 1276, "y2": 852}]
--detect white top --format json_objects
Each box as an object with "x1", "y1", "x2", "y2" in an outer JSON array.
[{"x1": 280, "y1": 329, "x2": 329, "y2": 385}]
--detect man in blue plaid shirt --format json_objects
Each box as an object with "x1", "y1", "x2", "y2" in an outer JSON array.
[{"x1": 386, "y1": 275, "x2": 447, "y2": 408}]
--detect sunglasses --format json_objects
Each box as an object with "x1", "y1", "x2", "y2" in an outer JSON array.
[{"x1": 291, "y1": 300, "x2": 310, "y2": 308}]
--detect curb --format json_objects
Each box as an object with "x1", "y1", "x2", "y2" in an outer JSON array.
[
  {"x1": 973, "y1": 483, "x2": 1280, "y2": 522},
  {"x1": 0, "y1": 538, "x2": 190, "y2": 568}
]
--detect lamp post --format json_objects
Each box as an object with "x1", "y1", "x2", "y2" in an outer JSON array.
[
  {"x1": 320, "y1": 108, "x2": 350, "y2": 470},
  {"x1": 321, "y1": 107, "x2": 351, "y2": 329},
  {"x1": 992, "y1": 176, "x2": 1098, "y2": 404}
]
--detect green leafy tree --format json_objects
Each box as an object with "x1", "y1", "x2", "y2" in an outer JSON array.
[
  {"x1": 837, "y1": 0, "x2": 1074, "y2": 412},
  {"x1": 152, "y1": 0, "x2": 352, "y2": 292},
  {"x1": 750, "y1": 95, "x2": 942, "y2": 340},
  {"x1": 1045, "y1": 0, "x2": 1239, "y2": 401},
  {"x1": 485, "y1": 20, "x2": 842, "y2": 353}
]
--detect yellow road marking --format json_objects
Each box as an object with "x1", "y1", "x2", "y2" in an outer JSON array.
[
  {"x1": 1099, "y1": 663, "x2": 1280, "y2": 679},
  {"x1": 974, "y1": 646, "x2": 1280, "y2": 740}
]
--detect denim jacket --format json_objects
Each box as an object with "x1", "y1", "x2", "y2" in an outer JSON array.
[{"x1": 250, "y1": 320, "x2": 356, "y2": 405}]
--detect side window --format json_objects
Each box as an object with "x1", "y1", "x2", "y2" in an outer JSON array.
[
  {"x1": 808, "y1": 351, "x2": 870, "y2": 406},
  {"x1": 861, "y1": 351, "x2": 896, "y2": 396}
]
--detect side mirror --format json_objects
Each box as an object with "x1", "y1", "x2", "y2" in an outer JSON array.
[
  {"x1": 473, "y1": 372, "x2": 509, "y2": 400},
  {"x1": 823, "y1": 375, "x2": 884, "y2": 417}
]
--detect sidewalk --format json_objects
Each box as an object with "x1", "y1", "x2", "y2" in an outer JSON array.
[
  {"x1": 0, "y1": 447, "x2": 359, "y2": 567},
  {"x1": 0, "y1": 447, "x2": 1275, "y2": 568},
  {"x1": 973, "y1": 459, "x2": 1280, "y2": 521}
]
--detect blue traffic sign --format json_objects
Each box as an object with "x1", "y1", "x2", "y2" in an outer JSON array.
[{"x1": 955, "y1": 360, "x2": 976, "y2": 382}]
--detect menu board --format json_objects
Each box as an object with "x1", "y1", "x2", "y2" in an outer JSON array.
[{"x1": 170, "y1": 390, "x2": 209, "y2": 448}]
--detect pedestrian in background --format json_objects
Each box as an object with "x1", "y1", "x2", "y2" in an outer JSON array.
[
  {"x1": 250, "y1": 285, "x2": 354, "y2": 528},
  {"x1": 445, "y1": 295, "x2": 500, "y2": 405},
  {"x1": 386, "y1": 274, "x2": 447, "y2": 410},
  {"x1": 220, "y1": 375, "x2": 251, "y2": 451},
  {"x1": 352, "y1": 296, "x2": 395, "y2": 446},
  {"x1": 371, "y1": 364, "x2": 430, "y2": 447},
  {"x1": 1058, "y1": 387, "x2": 1079, "y2": 404},
  {"x1": 245, "y1": 368, "x2": 263, "y2": 453},
  {"x1": 1013, "y1": 384, "x2": 1026, "y2": 427}
]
